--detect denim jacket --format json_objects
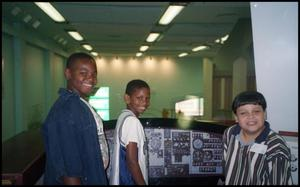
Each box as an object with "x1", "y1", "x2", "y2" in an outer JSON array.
[{"x1": 41, "y1": 88, "x2": 108, "y2": 185}]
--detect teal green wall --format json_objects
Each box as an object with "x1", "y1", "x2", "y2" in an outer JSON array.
[
  {"x1": 23, "y1": 45, "x2": 45, "y2": 130},
  {"x1": 2, "y1": 18, "x2": 254, "y2": 142},
  {"x1": 2, "y1": 23, "x2": 204, "y2": 142},
  {"x1": 2, "y1": 23, "x2": 68, "y2": 142},
  {"x1": 50, "y1": 54, "x2": 66, "y2": 106},
  {"x1": 2, "y1": 34, "x2": 16, "y2": 141},
  {"x1": 96, "y1": 57, "x2": 203, "y2": 119}
]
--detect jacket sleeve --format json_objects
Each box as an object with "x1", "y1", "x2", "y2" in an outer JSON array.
[{"x1": 46, "y1": 104, "x2": 83, "y2": 182}]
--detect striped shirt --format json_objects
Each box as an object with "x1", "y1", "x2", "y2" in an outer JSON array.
[{"x1": 223, "y1": 122, "x2": 293, "y2": 185}]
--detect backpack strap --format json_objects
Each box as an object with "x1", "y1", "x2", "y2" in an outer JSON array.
[{"x1": 118, "y1": 113, "x2": 135, "y2": 146}]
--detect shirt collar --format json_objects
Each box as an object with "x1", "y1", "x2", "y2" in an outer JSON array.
[
  {"x1": 232, "y1": 121, "x2": 271, "y2": 143},
  {"x1": 122, "y1": 109, "x2": 136, "y2": 117},
  {"x1": 59, "y1": 88, "x2": 80, "y2": 97}
]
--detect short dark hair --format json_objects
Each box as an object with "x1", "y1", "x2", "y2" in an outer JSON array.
[
  {"x1": 66, "y1": 52, "x2": 95, "y2": 69},
  {"x1": 232, "y1": 91, "x2": 267, "y2": 114},
  {"x1": 125, "y1": 79, "x2": 150, "y2": 95}
]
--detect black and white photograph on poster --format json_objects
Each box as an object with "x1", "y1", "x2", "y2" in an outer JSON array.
[
  {"x1": 145, "y1": 128, "x2": 164, "y2": 166},
  {"x1": 171, "y1": 130, "x2": 191, "y2": 164},
  {"x1": 145, "y1": 128, "x2": 224, "y2": 177},
  {"x1": 190, "y1": 131, "x2": 223, "y2": 174}
]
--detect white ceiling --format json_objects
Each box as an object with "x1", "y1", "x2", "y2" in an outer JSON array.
[{"x1": 2, "y1": 2, "x2": 251, "y2": 58}]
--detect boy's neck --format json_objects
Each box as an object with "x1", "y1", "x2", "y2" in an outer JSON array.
[
  {"x1": 127, "y1": 108, "x2": 139, "y2": 117},
  {"x1": 240, "y1": 126, "x2": 265, "y2": 143}
]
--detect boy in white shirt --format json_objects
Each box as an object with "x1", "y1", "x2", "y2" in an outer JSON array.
[{"x1": 110, "y1": 79, "x2": 150, "y2": 185}]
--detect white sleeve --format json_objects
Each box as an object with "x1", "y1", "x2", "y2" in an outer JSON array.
[{"x1": 120, "y1": 116, "x2": 143, "y2": 148}]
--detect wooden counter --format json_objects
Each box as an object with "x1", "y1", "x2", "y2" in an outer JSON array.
[{"x1": 2, "y1": 129, "x2": 45, "y2": 185}]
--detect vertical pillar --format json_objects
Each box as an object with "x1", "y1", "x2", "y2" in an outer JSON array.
[
  {"x1": 203, "y1": 58, "x2": 213, "y2": 120},
  {"x1": 220, "y1": 77, "x2": 226, "y2": 110},
  {"x1": 232, "y1": 57, "x2": 247, "y2": 99}
]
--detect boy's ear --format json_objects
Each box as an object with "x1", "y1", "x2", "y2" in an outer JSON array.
[
  {"x1": 64, "y1": 68, "x2": 71, "y2": 80},
  {"x1": 124, "y1": 94, "x2": 130, "y2": 104}
]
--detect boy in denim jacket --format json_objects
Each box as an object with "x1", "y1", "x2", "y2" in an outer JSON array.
[{"x1": 42, "y1": 52, "x2": 108, "y2": 185}]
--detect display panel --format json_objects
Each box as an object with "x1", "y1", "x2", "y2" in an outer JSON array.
[
  {"x1": 105, "y1": 127, "x2": 223, "y2": 179},
  {"x1": 103, "y1": 118, "x2": 228, "y2": 184}
]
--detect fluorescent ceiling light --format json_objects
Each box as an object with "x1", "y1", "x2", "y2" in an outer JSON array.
[
  {"x1": 11, "y1": 7, "x2": 21, "y2": 16},
  {"x1": 91, "y1": 52, "x2": 98, "y2": 56},
  {"x1": 159, "y1": 5, "x2": 185, "y2": 25},
  {"x1": 139, "y1": 45, "x2": 149, "y2": 52},
  {"x1": 192, "y1": 46, "x2": 209, "y2": 52},
  {"x1": 32, "y1": 20, "x2": 41, "y2": 29},
  {"x1": 178, "y1": 52, "x2": 188, "y2": 57},
  {"x1": 215, "y1": 34, "x2": 229, "y2": 44},
  {"x1": 146, "y1": 33, "x2": 160, "y2": 42},
  {"x1": 67, "y1": 31, "x2": 84, "y2": 41},
  {"x1": 23, "y1": 14, "x2": 32, "y2": 23},
  {"x1": 136, "y1": 52, "x2": 143, "y2": 57},
  {"x1": 34, "y1": 2, "x2": 66, "y2": 22},
  {"x1": 58, "y1": 38, "x2": 64, "y2": 43},
  {"x1": 221, "y1": 34, "x2": 229, "y2": 43},
  {"x1": 82, "y1": 44, "x2": 93, "y2": 51},
  {"x1": 62, "y1": 40, "x2": 67, "y2": 45}
]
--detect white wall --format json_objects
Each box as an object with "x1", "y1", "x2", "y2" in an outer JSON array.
[{"x1": 250, "y1": 2, "x2": 298, "y2": 133}]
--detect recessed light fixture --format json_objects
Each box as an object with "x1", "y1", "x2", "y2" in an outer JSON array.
[
  {"x1": 146, "y1": 33, "x2": 160, "y2": 42},
  {"x1": 192, "y1": 45, "x2": 209, "y2": 52},
  {"x1": 178, "y1": 53, "x2": 188, "y2": 57},
  {"x1": 82, "y1": 44, "x2": 93, "y2": 51},
  {"x1": 136, "y1": 52, "x2": 143, "y2": 57},
  {"x1": 32, "y1": 20, "x2": 41, "y2": 29},
  {"x1": 221, "y1": 34, "x2": 229, "y2": 43},
  {"x1": 58, "y1": 37, "x2": 64, "y2": 43},
  {"x1": 91, "y1": 52, "x2": 98, "y2": 56},
  {"x1": 11, "y1": 7, "x2": 21, "y2": 16},
  {"x1": 215, "y1": 34, "x2": 229, "y2": 44},
  {"x1": 159, "y1": 5, "x2": 185, "y2": 25},
  {"x1": 62, "y1": 40, "x2": 67, "y2": 45},
  {"x1": 67, "y1": 31, "x2": 84, "y2": 41},
  {"x1": 139, "y1": 45, "x2": 149, "y2": 52},
  {"x1": 23, "y1": 14, "x2": 32, "y2": 23},
  {"x1": 34, "y1": 2, "x2": 66, "y2": 22}
]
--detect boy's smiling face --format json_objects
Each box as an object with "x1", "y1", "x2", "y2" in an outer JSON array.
[
  {"x1": 235, "y1": 104, "x2": 266, "y2": 139},
  {"x1": 65, "y1": 58, "x2": 97, "y2": 98},
  {"x1": 125, "y1": 87, "x2": 150, "y2": 117}
]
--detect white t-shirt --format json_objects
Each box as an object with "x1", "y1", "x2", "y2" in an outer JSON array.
[
  {"x1": 80, "y1": 97, "x2": 109, "y2": 169},
  {"x1": 110, "y1": 109, "x2": 148, "y2": 185},
  {"x1": 120, "y1": 116, "x2": 148, "y2": 183}
]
